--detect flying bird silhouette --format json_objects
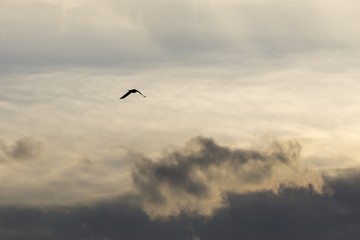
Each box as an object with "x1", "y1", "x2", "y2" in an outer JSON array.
[{"x1": 119, "y1": 89, "x2": 146, "y2": 99}]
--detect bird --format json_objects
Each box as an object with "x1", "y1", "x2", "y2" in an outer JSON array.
[{"x1": 119, "y1": 89, "x2": 146, "y2": 99}]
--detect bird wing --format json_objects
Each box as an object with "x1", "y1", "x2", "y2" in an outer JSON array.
[
  {"x1": 136, "y1": 90, "x2": 146, "y2": 97},
  {"x1": 120, "y1": 91, "x2": 132, "y2": 99}
]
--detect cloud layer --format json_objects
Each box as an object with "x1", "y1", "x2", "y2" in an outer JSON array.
[
  {"x1": 1, "y1": 0, "x2": 360, "y2": 67},
  {"x1": 0, "y1": 170, "x2": 359, "y2": 240},
  {"x1": 0, "y1": 135, "x2": 324, "y2": 213}
]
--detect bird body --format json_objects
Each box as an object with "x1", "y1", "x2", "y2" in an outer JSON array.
[{"x1": 119, "y1": 89, "x2": 146, "y2": 99}]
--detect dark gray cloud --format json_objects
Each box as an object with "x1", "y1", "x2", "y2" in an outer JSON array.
[
  {"x1": 0, "y1": 170, "x2": 360, "y2": 240},
  {"x1": 132, "y1": 136, "x2": 325, "y2": 219},
  {"x1": 0, "y1": 138, "x2": 43, "y2": 161}
]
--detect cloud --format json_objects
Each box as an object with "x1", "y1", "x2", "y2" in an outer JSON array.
[
  {"x1": 0, "y1": 136, "x2": 133, "y2": 206},
  {"x1": 0, "y1": 169, "x2": 360, "y2": 240},
  {"x1": 132, "y1": 136, "x2": 325, "y2": 219},
  {"x1": 1, "y1": 0, "x2": 360, "y2": 67},
  {"x1": 0, "y1": 138, "x2": 43, "y2": 162},
  {"x1": 0, "y1": 135, "x2": 325, "y2": 212},
  {"x1": 0, "y1": 136, "x2": 357, "y2": 239},
  {"x1": 199, "y1": 174, "x2": 360, "y2": 240}
]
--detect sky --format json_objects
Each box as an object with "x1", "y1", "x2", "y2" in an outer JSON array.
[{"x1": 1, "y1": 0, "x2": 360, "y2": 239}]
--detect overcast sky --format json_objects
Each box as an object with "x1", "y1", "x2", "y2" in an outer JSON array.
[{"x1": 1, "y1": 0, "x2": 360, "y2": 239}]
